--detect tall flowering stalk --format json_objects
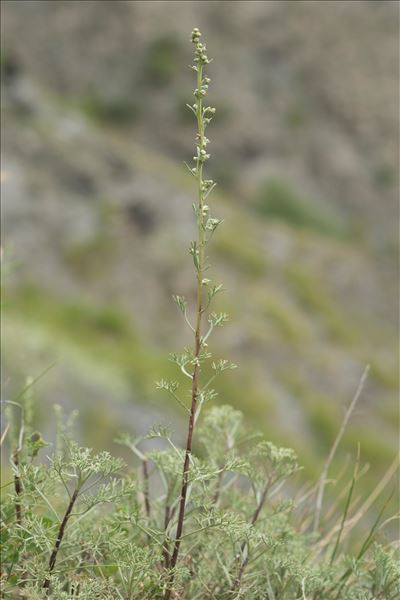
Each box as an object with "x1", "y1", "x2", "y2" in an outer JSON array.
[{"x1": 163, "y1": 28, "x2": 229, "y2": 598}]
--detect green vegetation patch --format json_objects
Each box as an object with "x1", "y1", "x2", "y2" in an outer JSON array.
[
  {"x1": 260, "y1": 291, "x2": 313, "y2": 345},
  {"x1": 63, "y1": 234, "x2": 114, "y2": 279},
  {"x1": 343, "y1": 428, "x2": 396, "y2": 470},
  {"x1": 214, "y1": 229, "x2": 267, "y2": 277},
  {"x1": 369, "y1": 357, "x2": 399, "y2": 390},
  {"x1": 286, "y1": 265, "x2": 359, "y2": 345},
  {"x1": 282, "y1": 371, "x2": 340, "y2": 451},
  {"x1": 79, "y1": 94, "x2": 140, "y2": 126},
  {"x1": 373, "y1": 163, "x2": 396, "y2": 189},
  {"x1": 4, "y1": 285, "x2": 179, "y2": 399},
  {"x1": 143, "y1": 35, "x2": 181, "y2": 86},
  {"x1": 255, "y1": 177, "x2": 347, "y2": 238}
]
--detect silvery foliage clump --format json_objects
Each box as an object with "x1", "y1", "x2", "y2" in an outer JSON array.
[{"x1": 1, "y1": 29, "x2": 399, "y2": 600}]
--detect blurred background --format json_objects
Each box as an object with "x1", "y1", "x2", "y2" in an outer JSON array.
[{"x1": 1, "y1": 1, "x2": 399, "y2": 514}]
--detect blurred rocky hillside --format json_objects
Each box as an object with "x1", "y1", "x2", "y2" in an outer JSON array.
[{"x1": 1, "y1": 0, "x2": 399, "y2": 507}]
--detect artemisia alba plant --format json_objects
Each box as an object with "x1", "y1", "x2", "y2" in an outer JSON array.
[
  {"x1": 1, "y1": 27, "x2": 398, "y2": 600},
  {"x1": 161, "y1": 27, "x2": 235, "y2": 599}
]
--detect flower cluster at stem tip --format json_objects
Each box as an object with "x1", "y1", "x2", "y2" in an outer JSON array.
[{"x1": 190, "y1": 28, "x2": 216, "y2": 168}]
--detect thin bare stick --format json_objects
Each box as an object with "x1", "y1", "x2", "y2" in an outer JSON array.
[
  {"x1": 330, "y1": 445, "x2": 360, "y2": 564},
  {"x1": 313, "y1": 364, "x2": 370, "y2": 532},
  {"x1": 0, "y1": 423, "x2": 10, "y2": 447},
  {"x1": 317, "y1": 454, "x2": 399, "y2": 551}
]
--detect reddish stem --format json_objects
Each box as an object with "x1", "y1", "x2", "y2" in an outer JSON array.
[
  {"x1": 12, "y1": 449, "x2": 28, "y2": 600},
  {"x1": 43, "y1": 488, "x2": 79, "y2": 594},
  {"x1": 12, "y1": 449, "x2": 22, "y2": 527},
  {"x1": 163, "y1": 335, "x2": 201, "y2": 599},
  {"x1": 142, "y1": 459, "x2": 151, "y2": 518}
]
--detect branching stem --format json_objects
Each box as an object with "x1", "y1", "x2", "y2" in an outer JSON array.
[{"x1": 231, "y1": 478, "x2": 272, "y2": 596}]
